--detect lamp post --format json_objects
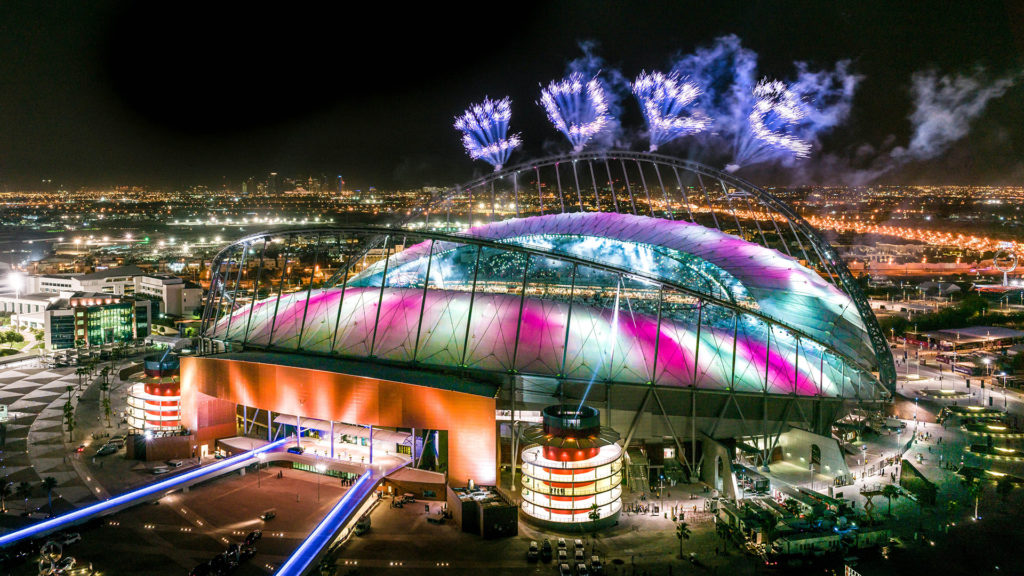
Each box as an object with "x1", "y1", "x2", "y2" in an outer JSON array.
[{"x1": 7, "y1": 273, "x2": 23, "y2": 327}]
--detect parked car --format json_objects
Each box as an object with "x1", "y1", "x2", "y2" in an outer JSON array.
[
  {"x1": 541, "y1": 539, "x2": 553, "y2": 562},
  {"x1": 286, "y1": 446, "x2": 304, "y2": 455},
  {"x1": 559, "y1": 563, "x2": 572, "y2": 576},
  {"x1": 558, "y1": 550, "x2": 568, "y2": 563},
  {"x1": 166, "y1": 459, "x2": 184, "y2": 468},
  {"x1": 576, "y1": 562, "x2": 589, "y2": 576},
  {"x1": 590, "y1": 555, "x2": 603, "y2": 574},
  {"x1": 527, "y1": 540, "x2": 539, "y2": 561},
  {"x1": 575, "y1": 549, "x2": 585, "y2": 563},
  {"x1": 95, "y1": 444, "x2": 118, "y2": 456},
  {"x1": 557, "y1": 538, "x2": 567, "y2": 550},
  {"x1": 354, "y1": 515, "x2": 371, "y2": 535},
  {"x1": 574, "y1": 538, "x2": 584, "y2": 549}
]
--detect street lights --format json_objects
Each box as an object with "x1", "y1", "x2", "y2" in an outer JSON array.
[
  {"x1": 997, "y1": 372, "x2": 1008, "y2": 407},
  {"x1": 7, "y1": 274, "x2": 23, "y2": 326},
  {"x1": 982, "y1": 358, "x2": 993, "y2": 406}
]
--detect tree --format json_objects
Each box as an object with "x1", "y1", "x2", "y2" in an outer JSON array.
[
  {"x1": 962, "y1": 474, "x2": 983, "y2": 520},
  {"x1": 15, "y1": 481, "x2": 31, "y2": 514},
  {"x1": 75, "y1": 366, "x2": 88, "y2": 391},
  {"x1": 64, "y1": 386, "x2": 76, "y2": 442},
  {"x1": 996, "y1": 475, "x2": 1014, "y2": 502},
  {"x1": 881, "y1": 484, "x2": 901, "y2": 517},
  {"x1": 676, "y1": 521, "x2": 691, "y2": 559},
  {"x1": 102, "y1": 396, "x2": 112, "y2": 428},
  {"x1": 40, "y1": 477, "x2": 57, "y2": 516},
  {"x1": 100, "y1": 374, "x2": 109, "y2": 410},
  {"x1": 0, "y1": 476, "x2": 10, "y2": 512},
  {"x1": 2, "y1": 331, "x2": 24, "y2": 348}
]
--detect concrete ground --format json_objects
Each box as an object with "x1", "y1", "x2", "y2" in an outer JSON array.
[
  {"x1": 331, "y1": 486, "x2": 763, "y2": 576},
  {"x1": 5, "y1": 464, "x2": 347, "y2": 575}
]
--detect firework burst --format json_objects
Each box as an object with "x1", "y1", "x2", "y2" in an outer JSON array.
[
  {"x1": 453, "y1": 96, "x2": 522, "y2": 170},
  {"x1": 539, "y1": 72, "x2": 611, "y2": 152},
  {"x1": 745, "y1": 78, "x2": 811, "y2": 159},
  {"x1": 631, "y1": 70, "x2": 710, "y2": 151}
]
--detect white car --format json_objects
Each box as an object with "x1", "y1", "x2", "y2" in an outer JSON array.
[
  {"x1": 559, "y1": 563, "x2": 572, "y2": 576},
  {"x1": 60, "y1": 532, "x2": 81, "y2": 546}
]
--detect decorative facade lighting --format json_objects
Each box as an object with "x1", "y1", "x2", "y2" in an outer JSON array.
[{"x1": 520, "y1": 405, "x2": 622, "y2": 531}]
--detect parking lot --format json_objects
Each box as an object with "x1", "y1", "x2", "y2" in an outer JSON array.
[
  {"x1": 331, "y1": 490, "x2": 762, "y2": 576},
  {"x1": 3, "y1": 464, "x2": 347, "y2": 575}
]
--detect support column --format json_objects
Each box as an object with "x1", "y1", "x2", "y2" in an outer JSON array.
[
  {"x1": 296, "y1": 414, "x2": 302, "y2": 449},
  {"x1": 369, "y1": 425, "x2": 374, "y2": 464},
  {"x1": 330, "y1": 421, "x2": 335, "y2": 459},
  {"x1": 267, "y1": 411, "x2": 272, "y2": 442}
]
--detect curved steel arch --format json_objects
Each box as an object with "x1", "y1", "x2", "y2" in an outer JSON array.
[
  {"x1": 408, "y1": 151, "x2": 895, "y2": 393},
  {"x1": 201, "y1": 225, "x2": 888, "y2": 399}
]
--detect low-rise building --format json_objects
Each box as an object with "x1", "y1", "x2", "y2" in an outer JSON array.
[
  {"x1": 133, "y1": 274, "x2": 203, "y2": 317},
  {"x1": 15, "y1": 266, "x2": 201, "y2": 318},
  {"x1": 1, "y1": 291, "x2": 151, "y2": 349}
]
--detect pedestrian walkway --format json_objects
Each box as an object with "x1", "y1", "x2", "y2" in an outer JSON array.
[{"x1": 0, "y1": 366, "x2": 95, "y2": 519}]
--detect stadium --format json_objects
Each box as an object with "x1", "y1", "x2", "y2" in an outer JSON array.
[{"x1": 183, "y1": 151, "x2": 893, "y2": 517}]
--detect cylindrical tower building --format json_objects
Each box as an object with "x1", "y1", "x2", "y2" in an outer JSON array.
[
  {"x1": 520, "y1": 405, "x2": 622, "y2": 531},
  {"x1": 126, "y1": 354, "x2": 182, "y2": 432}
]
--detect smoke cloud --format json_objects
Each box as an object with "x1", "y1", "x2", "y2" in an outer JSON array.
[
  {"x1": 667, "y1": 35, "x2": 861, "y2": 169},
  {"x1": 894, "y1": 68, "x2": 1017, "y2": 162}
]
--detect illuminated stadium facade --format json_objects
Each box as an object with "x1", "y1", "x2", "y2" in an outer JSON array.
[{"x1": 187, "y1": 151, "x2": 893, "y2": 494}]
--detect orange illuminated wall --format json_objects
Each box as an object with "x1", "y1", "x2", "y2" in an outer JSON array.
[{"x1": 180, "y1": 356, "x2": 497, "y2": 487}]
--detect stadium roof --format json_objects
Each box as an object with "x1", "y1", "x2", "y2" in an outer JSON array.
[{"x1": 209, "y1": 213, "x2": 883, "y2": 399}]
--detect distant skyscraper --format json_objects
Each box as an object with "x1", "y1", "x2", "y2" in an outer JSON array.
[
  {"x1": 337, "y1": 174, "x2": 344, "y2": 195},
  {"x1": 268, "y1": 172, "x2": 279, "y2": 195}
]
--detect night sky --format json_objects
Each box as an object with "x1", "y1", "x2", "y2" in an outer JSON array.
[{"x1": 2, "y1": 1, "x2": 1024, "y2": 190}]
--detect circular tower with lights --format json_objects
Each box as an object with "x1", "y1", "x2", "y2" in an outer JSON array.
[
  {"x1": 520, "y1": 405, "x2": 623, "y2": 531},
  {"x1": 126, "y1": 354, "x2": 182, "y2": 432}
]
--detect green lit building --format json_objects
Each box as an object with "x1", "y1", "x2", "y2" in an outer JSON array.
[{"x1": 42, "y1": 292, "x2": 152, "y2": 349}]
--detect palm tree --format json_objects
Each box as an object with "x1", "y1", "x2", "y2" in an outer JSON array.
[
  {"x1": 102, "y1": 396, "x2": 112, "y2": 428},
  {"x1": 962, "y1": 477, "x2": 983, "y2": 520},
  {"x1": 40, "y1": 477, "x2": 57, "y2": 516},
  {"x1": 0, "y1": 476, "x2": 10, "y2": 512},
  {"x1": 881, "y1": 484, "x2": 901, "y2": 517},
  {"x1": 63, "y1": 400, "x2": 75, "y2": 443},
  {"x1": 15, "y1": 481, "x2": 31, "y2": 514},
  {"x1": 996, "y1": 475, "x2": 1014, "y2": 502},
  {"x1": 676, "y1": 521, "x2": 692, "y2": 559}
]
